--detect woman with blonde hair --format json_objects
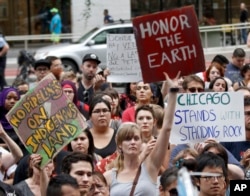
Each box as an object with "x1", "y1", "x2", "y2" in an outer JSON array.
[{"x1": 104, "y1": 72, "x2": 179, "y2": 195}]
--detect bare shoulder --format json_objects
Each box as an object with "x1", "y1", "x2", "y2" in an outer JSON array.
[{"x1": 104, "y1": 169, "x2": 114, "y2": 186}]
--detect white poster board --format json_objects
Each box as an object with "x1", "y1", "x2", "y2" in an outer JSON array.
[
  {"x1": 170, "y1": 92, "x2": 245, "y2": 144},
  {"x1": 106, "y1": 34, "x2": 142, "y2": 83}
]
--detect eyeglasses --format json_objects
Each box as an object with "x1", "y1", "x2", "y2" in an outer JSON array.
[
  {"x1": 245, "y1": 111, "x2": 250, "y2": 116},
  {"x1": 36, "y1": 68, "x2": 49, "y2": 72},
  {"x1": 92, "y1": 108, "x2": 110, "y2": 114},
  {"x1": 187, "y1": 87, "x2": 204, "y2": 93},
  {"x1": 200, "y1": 174, "x2": 225, "y2": 182},
  {"x1": 83, "y1": 90, "x2": 89, "y2": 103}
]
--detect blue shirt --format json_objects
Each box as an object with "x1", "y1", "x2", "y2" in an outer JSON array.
[{"x1": 50, "y1": 13, "x2": 62, "y2": 34}]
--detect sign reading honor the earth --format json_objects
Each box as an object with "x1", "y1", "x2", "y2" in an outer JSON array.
[
  {"x1": 132, "y1": 6, "x2": 205, "y2": 83},
  {"x1": 170, "y1": 92, "x2": 245, "y2": 144},
  {"x1": 6, "y1": 74, "x2": 86, "y2": 168}
]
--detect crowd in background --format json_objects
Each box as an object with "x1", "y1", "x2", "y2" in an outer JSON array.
[{"x1": 0, "y1": 46, "x2": 249, "y2": 195}]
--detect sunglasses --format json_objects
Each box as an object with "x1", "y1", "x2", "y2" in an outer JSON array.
[
  {"x1": 187, "y1": 87, "x2": 204, "y2": 93},
  {"x1": 83, "y1": 90, "x2": 89, "y2": 103}
]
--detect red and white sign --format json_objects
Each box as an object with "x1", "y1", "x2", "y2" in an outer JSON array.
[{"x1": 132, "y1": 6, "x2": 206, "y2": 83}]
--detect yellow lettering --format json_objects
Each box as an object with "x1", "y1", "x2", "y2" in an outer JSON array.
[
  {"x1": 26, "y1": 136, "x2": 39, "y2": 152},
  {"x1": 42, "y1": 143, "x2": 55, "y2": 159},
  {"x1": 63, "y1": 123, "x2": 77, "y2": 135}
]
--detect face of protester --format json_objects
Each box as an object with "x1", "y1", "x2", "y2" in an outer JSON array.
[
  {"x1": 90, "y1": 102, "x2": 111, "y2": 128},
  {"x1": 244, "y1": 105, "x2": 250, "y2": 138},
  {"x1": 243, "y1": 70, "x2": 250, "y2": 81},
  {"x1": 89, "y1": 175, "x2": 109, "y2": 196},
  {"x1": 102, "y1": 95, "x2": 115, "y2": 115},
  {"x1": 232, "y1": 56, "x2": 245, "y2": 69},
  {"x1": 61, "y1": 185, "x2": 81, "y2": 196},
  {"x1": 136, "y1": 110, "x2": 155, "y2": 137},
  {"x1": 212, "y1": 79, "x2": 227, "y2": 92},
  {"x1": 35, "y1": 65, "x2": 50, "y2": 81},
  {"x1": 159, "y1": 180, "x2": 177, "y2": 196},
  {"x1": 63, "y1": 87, "x2": 74, "y2": 102},
  {"x1": 51, "y1": 59, "x2": 63, "y2": 80},
  {"x1": 209, "y1": 66, "x2": 221, "y2": 81},
  {"x1": 70, "y1": 132, "x2": 89, "y2": 154},
  {"x1": 69, "y1": 161, "x2": 93, "y2": 195},
  {"x1": 130, "y1": 82, "x2": 137, "y2": 96},
  {"x1": 81, "y1": 60, "x2": 98, "y2": 81},
  {"x1": 197, "y1": 166, "x2": 226, "y2": 196},
  {"x1": 120, "y1": 129, "x2": 142, "y2": 157},
  {"x1": 4, "y1": 91, "x2": 19, "y2": 111},
  {"x1": 136, "y1": 82, "x2": 153, "y2": 104},
  {"x1": 185, "y1": 81, "x2": 204, "y2": 93}
]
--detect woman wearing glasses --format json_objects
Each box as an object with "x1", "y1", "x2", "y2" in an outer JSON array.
[{"x1": 89, "y1": 97, "x2": 117, "y2": 158}]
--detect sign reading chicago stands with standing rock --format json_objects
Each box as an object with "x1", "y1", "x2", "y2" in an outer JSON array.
[
  {"x1": 6, "y1": 74, "x2": 87, "y2": 168},
  {"x1": 132, "y1": 5, "x2": 205, "y2": 83}
]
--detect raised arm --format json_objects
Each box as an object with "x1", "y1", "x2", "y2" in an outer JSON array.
[
  {"x1": 145, "y1": 72, "x2": 180, "y2": 180},
  {"x1": 0, "y1": 122, "x2": 23, "y2": 170}
]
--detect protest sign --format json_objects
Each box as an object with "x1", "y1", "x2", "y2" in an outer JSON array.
[
  {"x1": 170, "y1": 92, "x2": 245, "y2": 144},
  {"x1": 132, "y1": 6, "x2": 205, "y2": 83},
  {"x1": 107, "y1": 34, "x2": 142, "y2": 83},
  {"x1": 6, "y1": 74, "x2": 87, "y2": 168}
]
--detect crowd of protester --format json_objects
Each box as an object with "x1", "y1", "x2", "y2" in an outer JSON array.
[{"x1": 0, "y1": 47, "x2": 249, "y2": 195}]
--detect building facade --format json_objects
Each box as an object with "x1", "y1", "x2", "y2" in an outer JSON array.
[{"x1": 0, "y1": 0, "x2": 249, "y2": 36}]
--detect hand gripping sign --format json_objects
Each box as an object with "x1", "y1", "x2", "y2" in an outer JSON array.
[{"x1": 6, "y1": 73, "x2": 87, "y2": 168}]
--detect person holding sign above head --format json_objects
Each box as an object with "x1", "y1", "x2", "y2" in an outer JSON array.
[
  {"x1": 14, "y1": 154, "x2": 54, "y2": 196},
  {"x1": 103, "y1": 72, "x2": 179, "y2": 196}
]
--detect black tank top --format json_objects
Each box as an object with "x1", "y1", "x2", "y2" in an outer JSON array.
[{"x1": 94, "y1": 129, "x2": 117, "y2": 158}]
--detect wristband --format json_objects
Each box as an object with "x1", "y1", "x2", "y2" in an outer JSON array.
[{"x1": 169, "y1": 87, "x2": 179, "y2": 93}]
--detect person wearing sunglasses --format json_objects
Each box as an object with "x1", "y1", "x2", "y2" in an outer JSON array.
[{"x1": 182, "y1": 74, "x2": 205, "y2": 93}]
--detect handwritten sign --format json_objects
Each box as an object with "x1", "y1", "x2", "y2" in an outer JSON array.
[
  {"x1": 132, "y1": 6, "x2": 205, "y2": 83},
  {"x1": 106, "y1": 34, "x2": 142, "y2": 83},
  {"x1": 170, "y1": 92, "x2": 245, "y2": 144},
  {"x1": 6, "y1": 74, "x2": 86, "y2": 168}
]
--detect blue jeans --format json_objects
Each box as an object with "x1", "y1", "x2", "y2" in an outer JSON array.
[{"x1": 241, "y1": 28, "x2": 248, "y2": 44}]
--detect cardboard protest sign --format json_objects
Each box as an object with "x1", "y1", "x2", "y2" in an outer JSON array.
[
  {"x1": 107, "y1": 34, "x2": 142, "y2": 83},
  {"x1": 170, "y1": 92, "x2": 245, "y2": 144},
  {"x1": 132, "y1": 6, "x2": 205, "y2": 83},
  {"x1": 6, "y1": 74, "x2": 87, "y2": 168}
]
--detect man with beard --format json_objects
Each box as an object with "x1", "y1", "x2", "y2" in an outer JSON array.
[
  {"x1": 221, "y1": 95, "x2": 250, "y2": 161},
  {"x1": 77, "y1": 53, "x2": 107, "y2": 105}
]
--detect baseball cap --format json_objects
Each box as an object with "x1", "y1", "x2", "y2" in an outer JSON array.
[
  {"x1": 50, "y1": 8, "x2": 58, "y2": 13},
  {"x1": 82, "y1": 53, "x2": 101, "y2": 65},
  {"x1": 34, "y1": 59, "x2": 51, "y2": 70}
]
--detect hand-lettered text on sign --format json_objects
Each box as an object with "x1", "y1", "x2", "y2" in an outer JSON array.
[
  {"x1": 133, "y1": 6, "x2": 205, "y2": 83},
  {"x1": 170, "y1": 92, "x2": 245, "y2": 144}
]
